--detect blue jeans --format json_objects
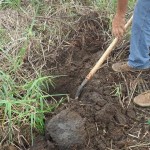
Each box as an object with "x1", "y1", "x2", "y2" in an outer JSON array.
[{"x1": 128, "y1": 0, "x2": 150, "y2": 69}]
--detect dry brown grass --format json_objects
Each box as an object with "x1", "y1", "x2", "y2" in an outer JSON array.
[{"x1": 0, "y1": 1, "x2": 112, "y2": 148}]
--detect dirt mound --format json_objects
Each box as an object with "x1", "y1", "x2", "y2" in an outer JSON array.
[
  {"x1": 31, "y1": 67, "x2": 150, "y2": 150},
  {"x1": 46, "y1": 11, "x2": 110, "y2": 98},
  {"x1": 70, "y1": 12, "x2": 109, "y2": 53},
  {"x1": 36, "y1": 68, "x2": 149, "y2": 150},
  {"x1": 30, "y1": 10, "x2": 150, "y2": 150},
  {"x1": 32, "y1": 44, "x2": 150, "y2": 149},
  {"x1": 44, "y1": 101, "x2": 135, "y2": 150},
  {"x1": 70, "y1": 93, "x2": 135, "y2": 150},
  {"x1": 45, "y1": 109, "x2": 86, "y2": 150}
]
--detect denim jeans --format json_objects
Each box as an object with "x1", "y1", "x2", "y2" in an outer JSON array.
[{"x1": 128, "y1": 0, "x2": 150, "y2": 69}]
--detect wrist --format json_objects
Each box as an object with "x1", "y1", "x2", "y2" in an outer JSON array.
[{"x1": 115, "y1": 13, "x2": 125, "y2": 18}]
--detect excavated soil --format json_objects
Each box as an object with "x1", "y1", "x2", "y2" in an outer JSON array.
[
  {"x1": 32, "y1": 46, "x2": 150, "y2": 150},
  {"x1": 30, "y1": 14, "x2": 150, "y2": 150}
]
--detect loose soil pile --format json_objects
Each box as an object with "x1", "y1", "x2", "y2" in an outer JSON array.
[{"x1": 30, "y1": 13, "x2": 150, "y2": 150}]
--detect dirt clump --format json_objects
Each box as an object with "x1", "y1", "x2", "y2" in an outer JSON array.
[
  {"x1": 30, "y1": 9, "x2": 150, "y2": 150},
  {"x1": 30, "y1": 136, "x2": 52, "y2": 150},
  {"x1": 40, "y1": 61, "x2": 150, "y2": 150},
  {"x1": 45, "y1": 109, "x2": 86, "y2": 150}
]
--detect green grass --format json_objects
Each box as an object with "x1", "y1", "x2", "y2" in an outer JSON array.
[
  {"x1": 112, "y1": 83, "x2": 122, "y2": 98},
  {"x1": 0, "y1": 0, "x2": 68, "y2": 145},
  {"x1": 0, "y1": 0, "x2": 21, "y2": 9},
  {"x1": 0, "y1": 0, "x2": 136, "y2": 147},
  {"x1": 0, "y1": 70, "x2": 66, "y2": 144}
]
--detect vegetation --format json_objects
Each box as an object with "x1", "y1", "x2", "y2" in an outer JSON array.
[{"x1": 0, "y1": 0, "x2": 136, "y2": 148}]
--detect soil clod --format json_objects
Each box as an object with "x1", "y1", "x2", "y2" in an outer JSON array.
[{"x1": 46, "y1": 109, "x2": 86, "y2": 150}]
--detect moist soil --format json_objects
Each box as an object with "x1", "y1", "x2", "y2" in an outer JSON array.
[
  {"x1": 1, "y1": 5, "x2": 149, "y2": 150},
  {"x1": 31, "y1": 48, "x2": 150, "y2": 150},
  {"x1": 30, "y1": 15, "x2": 150, "y2": 150}
]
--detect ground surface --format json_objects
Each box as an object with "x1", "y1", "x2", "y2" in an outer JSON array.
[
  {"x1": 31, "y1": 23, "x2": 150, "y2": 149},
  {"x1": 0, "y1": 3, "x2": 150, "y2": 150}
]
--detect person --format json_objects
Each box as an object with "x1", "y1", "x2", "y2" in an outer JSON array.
[{"x1": 112, "y1": 0, "x2": 150, "y2": 107}]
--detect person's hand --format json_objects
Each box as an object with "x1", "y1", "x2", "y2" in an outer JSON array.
[{"x1": 112, "y1": 14, "x2": 126, "y2": 39}]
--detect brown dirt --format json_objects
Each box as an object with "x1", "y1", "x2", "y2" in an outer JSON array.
[
  {"x1": 2, "y1": 8, "x2": 148, "y2": 150},
  {"x1": 31, "y1": 15, "x2": 150, "y2": 150},
  {"x1": 44, "y1": 58, "x2": 150, "y2": 150}
]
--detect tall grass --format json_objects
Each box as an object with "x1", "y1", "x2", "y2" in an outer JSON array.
[
  {"x1": 0, "y1": 0, "x2": 136, "y2": 147},
  {"x1": 0, "y1": 0, "x2": 68, "y2": 146},
  {"x1": 0, "y1": 71, "x2": 61, "y2": 144}
]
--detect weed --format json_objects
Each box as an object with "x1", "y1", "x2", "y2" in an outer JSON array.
[
  {"x1": 0, "y1": 69, "x2": 66, "y2": 144},
  {"x1": 111, "y1": 83, "x2": 122, "y2": 98},
  {"x1": 0, "y1": 0, "x2": 21, "y2": 9}
]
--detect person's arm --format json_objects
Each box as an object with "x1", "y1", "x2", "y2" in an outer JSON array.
[{"x1": 112, "y1": 0, "x2": 128, "y2": 39}]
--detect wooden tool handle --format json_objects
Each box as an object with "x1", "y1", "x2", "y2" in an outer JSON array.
[{"x1": 86, "y1": 15, "x2": 133, "y2": 80}]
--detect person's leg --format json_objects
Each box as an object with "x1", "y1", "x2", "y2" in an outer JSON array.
[
  {"x1": 128, "y1": 0, "x2": 150, "y2": 69},
  {"x1": 112, "y1": 0, "x2": 150, "y2": 107},
  {"x1": 112, "y1": 0, "x2": 150, "y2": 72}
]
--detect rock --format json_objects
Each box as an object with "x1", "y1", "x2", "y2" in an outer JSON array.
[{"x1": 46, "y1": 109, "x2": 86, "y2": 150}]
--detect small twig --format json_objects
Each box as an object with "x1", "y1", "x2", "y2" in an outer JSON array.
[
  {"x1": 95, "y1": 122, "x2": 99, "y2": 132},
  {"x1": 129, "y1": 142, "x2": 150, "y2": 148},
  {"x1": 142, "y1": 131, "x2": 149, "y2": 139},
  {"x1": 121, "y1": 72, "x2": 130, "y2": 97},
  {"x1": 128, "y1": 133, "x2": 139, "y2": 139}
]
